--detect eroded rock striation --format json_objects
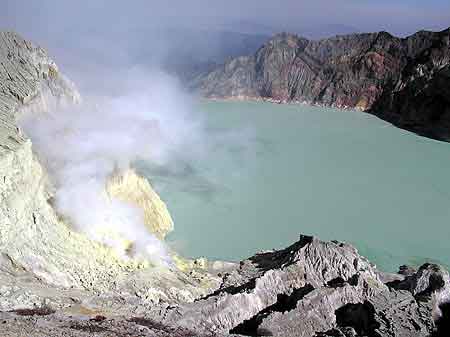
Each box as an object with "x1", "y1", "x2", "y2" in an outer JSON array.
[
  {"x1": 153, "y1": 236, "x2": 450, "y2": 337},
  {"x1": 0, "y1": 31, "x2": 135, "y2": 290},
  {"x1": 0, "y1": 236, "x2": 449, "y2": 336},
  {"x1": 0, "y1": 32, "x2": 449, "y2": 336},
  {"x1": 194, "y1": 27, "x2": 450, "y2": 141},
  {"x1": 0, "y1": 31, "x2": 218, "y2": 301}
]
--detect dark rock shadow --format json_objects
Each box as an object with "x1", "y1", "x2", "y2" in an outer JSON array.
[
  {"x1": 432, "y1": 302, "x2": 450, "y2": 337},
  {"x1": 334, "y1": 301, "x2": 380, "y2": 337},
  {"x1": 248, "y1": 235, "x2": 314, "y2": 272},
  {"x1": 229, "y1": 284, "x2": 315, "y2": 336}
]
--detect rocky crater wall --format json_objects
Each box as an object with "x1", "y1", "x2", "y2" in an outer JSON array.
[
  {"x1": 195, "y1": 28, "x2": 450, "y2": 141},
  {"x1": 0, "y1": 32, "x2": 180, "y2": 293}
]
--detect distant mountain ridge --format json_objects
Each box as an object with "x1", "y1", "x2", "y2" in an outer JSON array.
[
  {"x1": 194, "y1": 27, "x2": 450, "y2": 141},
  {"x1": 163, "y1": 30, "x2": 269, "y2": 83}
]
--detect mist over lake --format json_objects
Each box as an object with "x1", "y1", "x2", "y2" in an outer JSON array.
[{"x1": 142, "y1": 100, "x2": 450, "y2": 272}]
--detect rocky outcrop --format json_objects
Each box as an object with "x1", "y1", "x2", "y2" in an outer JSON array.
[
  {"x1": 194, "y1": 28, "x2": 450, "y2": 141},
  {"x1": 0, "y1": 32, "x2": 129, "y2": 290},
  {"x1": 0, "y1": 31, "x2": 215, "y2": 299},
  {"x1": 106, "y1": 169, "x2": 174, "y2": 240},
  {"x1": 0, "y1": 235, "x2": 449, "y2": 336},
  {"x1": 369, "y1": 35, "x2": 450, "y2": 141},
  {"x1": 151, "y1": 235, "x2": 449, "y2": 337}
]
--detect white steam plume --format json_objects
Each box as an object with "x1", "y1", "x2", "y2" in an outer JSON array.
[{"x1": 19, "y1": 68, "x2": 204, "y2": 266}]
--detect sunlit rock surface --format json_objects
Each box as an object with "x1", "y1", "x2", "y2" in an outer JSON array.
[
  {"x1": 153, "y1": 236, "x2": 450, "y2": 336},
  {"x1": 0, "y1": 32, "x2": 135, "y2": 291},
  {"x1": 106, "y1": 169, "x2": 174, "y2": 240},
  {"x1": 0, "y1": 31, "x2": 213, "y2": 300},
  {"x1": 0, "y1": 235, "x2": 449, "y2": 337}
]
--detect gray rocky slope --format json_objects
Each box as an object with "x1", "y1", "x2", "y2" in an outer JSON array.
[
  {"x1": 193, "y1": 28, "x2": 450, "y2": 141},
  {"x1": 1, "y1": 236, "x2": 449, "y2": 337},
  {"x1": 0, "y1": 32, "x2": 449, "y2": 336}
]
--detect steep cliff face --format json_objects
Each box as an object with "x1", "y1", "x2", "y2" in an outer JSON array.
[
  {"x1": 370, "y1": 31, "x2": 450, "y2": 141},
  {"x1": 196, "y1": 28, "x2": 450, "y2": 140},
  {"x1": 0, "y1": 32, "x2": 121, "y2": 290},
  {"x1": 0, "y1": 32, "x2": 181, "y2": 292}
]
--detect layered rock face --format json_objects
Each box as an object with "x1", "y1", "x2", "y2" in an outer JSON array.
[
  {"x1": 0, "y1": 31, "x2": 212, "y2": 297},
  {"x1": 0, "y1": 32, "x2": 125, "y2": 290},
  {"x1": 370, "y1": 32, "x2": 450, "y2": 141},
  {"x1": 195, "y1": 28, "x2": 450, "y2": 141}
]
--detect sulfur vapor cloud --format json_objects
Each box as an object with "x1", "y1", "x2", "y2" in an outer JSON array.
[{"x1": 19, "y1": 68, "x2": 204, "y2": 266}]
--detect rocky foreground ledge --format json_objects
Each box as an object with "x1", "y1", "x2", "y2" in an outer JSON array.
[{"x1": 0, "y1": 235, "x2": 449, "y2": 337}]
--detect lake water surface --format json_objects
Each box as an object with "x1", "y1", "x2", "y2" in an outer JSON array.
[{"x1": 143, "y1": 101, "x2": 450, "y2": 272}]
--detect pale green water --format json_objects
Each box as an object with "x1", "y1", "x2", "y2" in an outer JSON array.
[{"x1": 142, "y1": 101, "x2": 450, "y2": 272}]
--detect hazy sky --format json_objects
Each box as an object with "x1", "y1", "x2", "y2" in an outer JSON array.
[
  {"x1": 3, "y1": 0, "x2": 449, "y2": 90},
  {"x1": 3, "y1": 0, "x2": 450, "y2": 38}
]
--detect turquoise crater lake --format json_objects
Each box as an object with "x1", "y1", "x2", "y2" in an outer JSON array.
[{"x1": 142, "y1": 101, "x2": 450, "y2": 272}]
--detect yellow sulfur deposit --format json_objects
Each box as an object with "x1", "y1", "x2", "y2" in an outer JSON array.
[{"x1": 106, "y1": 169, "x2": 174, "y2": 240}]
